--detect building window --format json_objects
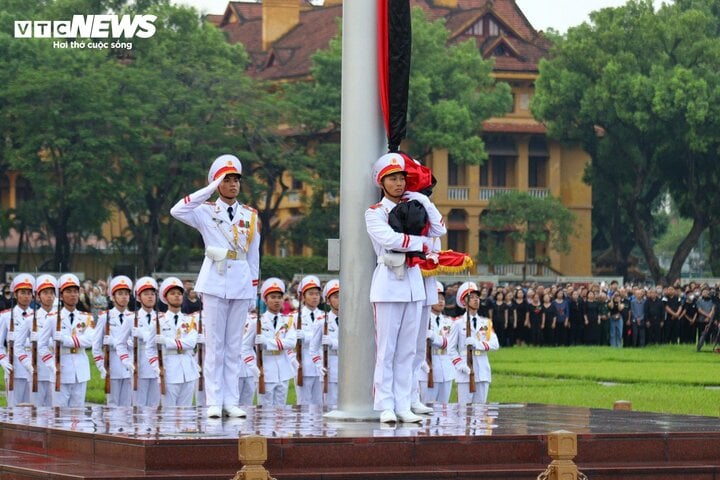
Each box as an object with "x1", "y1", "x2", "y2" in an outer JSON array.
[
  {"x1": 483, "y1": 136, "x2": 517, "y2": 188},
  {"x1": 448, "y1": 230, "x2": 468, "y2": 253},
  {"x1": 448, "y1": 155, "x2": 465, "y2": 186},
  {"x1": 464, "y1": 19, "x2": 483, "y2": 36},
  {"x1": 480, "y1": 162, "x2": 489, "y2": 186},
  {"x1": 529, "y1": 136, "x2": 549, "y2": 188},
  {"x1": 491, "y1": 157, "x2": 507, "y2": 187},
  {"x1": 488, "y1": 18, "x2": 499, "y2": 36}
]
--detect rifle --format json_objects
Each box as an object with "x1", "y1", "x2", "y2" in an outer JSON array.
[
  {"x1": 467, "y1": 314, "x2": 476, "y2": 394},
  {"x1": 8, "y1": 304, "x2": 14, "y2": 392},
  {"x1": 197, "y1": 305, "x2": 204, "y2": 391},
  {"x1": 426, "y1": 315, "x2": 434, "y2": 389},
  {"x1": 55, "y1": 307, "x2": 62, "y2": 392},
  {"x1": 155, "y1": 309, "x2": 165, "y2": 395},
  {"x1": 256, "y1": 314, "x2": 265, "y2": 394},
  {"x1": 322, "y1": 316, "x2": 329, "y2": 394},
  {"x1": 296, "y1": 310, "x2": 303, "y2": 386},
  {"x1": 103, "y1": 313, "x2": 111, "y2": 395},
  {"x1": 133, "y1": 307, "x2": 138, "y2": 391},
  {"x1": 31, "y1": 304, "x2": 38, "y2": 393}
]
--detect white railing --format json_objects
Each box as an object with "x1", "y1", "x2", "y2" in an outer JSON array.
[
  {"x1": 447, "y1": 187, "x2": 469, "y2": 201},
  {"x1": 528, "y1": 188, "x2": 550, "y2": 198},
  {"x1": 478, "y1": 187, "x2": 514, "y2": 201},
  {"x1": 285, "y1": 191, "x2": 301, "y2": 203},
  {"x1": 483, "y1": 263, "x2": 557, "y2": 277}
]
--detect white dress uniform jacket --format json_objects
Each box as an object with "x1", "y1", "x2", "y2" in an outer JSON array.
[
  {"x1": 254, "y1": 311, "x2": 297, "y2": 383},
  {"x1": 426, "y1": 312, "x2": 457, "y2": 383},
  {"x1": 92, "y1": 308, "x2": 132, "y2": 380},
  {"x1": 170, "y1": 181, "x2": 260, "y2": 299},
  {"x1": 449, "y1": 314, "x2": 500, "y2": 383},
  {"x1": 294, "y1": 306, "x2": 324, "y2": 377},
  {"x1": 149, "y1": 311, "x2": 200, "y2": 384},
  {"x1": 24, "y1": 308, "x2": 57, "y2": 382},
  {"x1": 323, "y1": 311, "x2": 339, "y2": 383},
  {"x1": 41, "y1": 308, "x2": 94, "y2": 384},
  {"x1": 0, "y1": 306, "x2": 34, "y2": 380},
  {"x1": 136, "y1": 310, "x2": 160, "y2": 379}
]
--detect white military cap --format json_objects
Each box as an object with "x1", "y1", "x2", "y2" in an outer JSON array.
[
  {"x1": 261, "y1": 277, "x2": 285, "y2": 300},
  {"x1": 34, "y1": 274, "x2": 58, "y2": 295},
  {"x1": 323, "y1": 279, "x2": 340, "y2": 300},
  {"x1": 109, "y1": 276, "x2": 133, "y2": 295},
  {"x1": 457, "y1": 281, "x2": 480, "y2": 308},
  {"x1": 371, "y1": 152, "x2": 406, "y2": 188},
  {"x1": 299, "y1": 275, "x2": 322, "y2": 296},
  {"x1": 207, "y1": 154, "x2": 242, "y2": 184},
  {"x1": 436, "y1": 281, "x2": 445, "y2": 294},
  {"x1": 11, "y1": 273, "x2": 35, "y2": 293},
  {"x1": 58, "y1": 273, "x2": 80, "y2": 293},
  {"x1": 159, "y1": 277, "x2": 184, "y2": 304},
  {"x1": 134, "y1": 276, "x2": 158, "y2": 296}
]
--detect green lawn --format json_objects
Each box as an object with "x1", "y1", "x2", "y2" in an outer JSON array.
[{"x1": 2, "y1": 345, "x2": 718, "y2": 416}]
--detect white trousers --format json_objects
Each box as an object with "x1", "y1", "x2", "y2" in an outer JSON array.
[
  {"x1": 33, "y1": 380, "x2": 54, "y2": 407},
  {"x1": 372, "y1": 301, "x2": 422, "y2": 413},
  {"x1": 457, "y1": 381, "x2": 490, "y2": 405},
  {"x1": 295, "y1": 375, "x2": 323, "y2": 406},
  {"x1": 108, "y1": 378, "x2": 132, "y2": 407},
  {"x1": 6, "y1": 378, "x2": 31, "y2": 406},
  {"x1": 411, "y1": 305, "x2": 431, "y2": 405},
  {"x1": 133, "y1": 378, "x2": 161, "y2": 407},
  {"x1": 55, "y1": 381, "x2": 87, "y2": 407},
  {"x1": 164, "y1": 382, "x2": 195, "y2": 406},
  {"x1": 325, "y1": 381, "x2": 338, "y2": 407},
  {"x1": 202, "y1": 295, "x2": 251, "y2": 408},
  {"x1": 419, "y1": 380, "x2": 453, "y2": 404},
  {"x1": 238, "y1": 376, "x2": 257, "y2": 406},
  {"x1": 259, "y1": 380, "x2": 288, "y2": 406},
  {"x1": 195, "y1": 382, "x2": 206, "y2": 407}
]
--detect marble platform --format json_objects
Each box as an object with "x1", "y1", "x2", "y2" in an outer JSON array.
[{"x1": 0, "y1": 403, "x2": 719, "y2": 479}]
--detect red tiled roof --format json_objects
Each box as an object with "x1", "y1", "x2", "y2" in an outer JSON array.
[{"x1": 219, "y1": 0, "x2": 549, "y2": 80}]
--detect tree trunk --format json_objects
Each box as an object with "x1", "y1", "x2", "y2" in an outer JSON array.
[
  {"x1": 53, "y1": 218, "x2": 72, "y2": 271},
  {"x1": 627, "y1": 202, "x2": 664, "y2": 284},
  {"x1": 709, "y1": 225, "x2": 720, "y2": 276},
  {"x1": 665, "y1": 218, "x2": 706, "y2": 284}
]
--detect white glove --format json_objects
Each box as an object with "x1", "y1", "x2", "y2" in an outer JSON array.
[
  {"x1": 254, "y1": 334, "x2": 265, "y2": 346},
  {"x1": 44, "y1": 360, "x2": 56, "y2": 375},
  {"x1": 421, "y1": 360, "x2": 431, "y2": 374},
  {"x1": 103, "y1": 335, "x2": 113, "y2": 347},
  {"x1": 249, "y1": 365, "x2": 261, "y2": 378},
  {"x1": 196, "y1": 332, "x2": 205, "y2": 344},
  {"x1": 290, "y1": 358, "x2": 300, "y2": 372},
  {"x1": 121, "y1": 357, "x2": 135, "y2": 373},
  {"x1": 457, "y1": 364, "x2": 471, "y2": 375},
  {"x1": 155, "y1": 335, "x2": 166, "y2": 346},
  {"x1": 296, "y1": 330, "x2": 305, "y2": 341},
  {"x1": 402, "y1": 190, "x2": 430, "y2": 206},
  {"x1": 0, "y1": 356, "x2": 13, "y2": 372},
  {"x1": 316, "y1": 365, "x2": 327, "y2": 377},
  {"x1": 21, "y1": 357, "x2": 34, "y2": 375},
  {"x1": 53, "y1": 332, "x2": 65, "y2": 342},
  {"x1": 30, "y1": 331, "x2": 38, "y2": 342},
  {"x1": 465, "y1": 337, "x2": 477, "y2": 349},
  {"x1": 426, "y1": 329, "x2": 434, "y2": 340},
  {"x1": 132, "y1": 327, "x2": 140, "y2": 338},
  {"x1": 152, "y1": 364, "x2": 161, "y2": 376},
  {"x1": 6, "y1": 331, "x2": 14, "y2": 341},
  {"x1": 195, "y1": 362, "x2": 202, "y2": 373},
  {"x1": 97, "y1": 365, "x2": 107, "y2": 379},
  {"x1": 322, "y1": 334, "x2": 331, "y2": 346}
]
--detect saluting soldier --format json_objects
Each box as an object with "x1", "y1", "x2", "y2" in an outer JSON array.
[
  {"x1": 44, "y1": 274, "x2": 95, "y2": 407},
  {"x1": 419, "y1": 281, "x2": 456, "y2": 404},
  {"x1": 0, "y1": 274, "x2": 36, "y2": 406},
  {"x1": 92, "y1": 276, "x2": 135, "y2": 406},
  {"x1": 292, "y1": 275, "x2": 325, "y2": 406},
  {"x1": 132, "y1": 276, "x2": 161, "y2": 407},
  {"x1": 150, "y1": 277, "x2": 200, "y2": 407},
  {"x1": 321, "y1": 279, "x2": 340, "y2": 406},
  {"x1": 365, "y1": 153, "x2": 446, "y2": 424},
  {"x1": 449, "y1": 281, "x2": 500, "y2": 405},
  {"x1": 253, "y1": 278, "x2": 297, "y2": 407},
  {"x1": 170, "y1": 154, "x2": 260, "y2": 419}
]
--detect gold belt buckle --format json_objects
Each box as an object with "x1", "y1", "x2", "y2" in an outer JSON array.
[
  {"x1": 70, "y1": 348, "x2": 78, "y2": 354},
  {"x1": 473, "y1": 350, "x2": 483, "y2": 356},
  {"x1": 269, "y1": 351, "x2": 282, "y2": 356},
  {"x1": 226, "y1": 250, "x2": 238, "y2": 260},
  {"x1": 433, "y1": 349, "x2": 446, "y2": 355}
]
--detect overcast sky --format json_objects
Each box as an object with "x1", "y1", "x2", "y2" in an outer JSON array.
[{"x1": 171, "y1": 0, "x2": 664, "y2": 33}]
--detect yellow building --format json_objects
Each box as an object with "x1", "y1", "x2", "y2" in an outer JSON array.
[{"x1": 216, "y1": 0, "x2": 592, "y2": 275}]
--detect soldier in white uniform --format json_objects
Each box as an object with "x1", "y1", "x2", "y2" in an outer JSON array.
[
  {"x1": 253, "y1": 278, "x2": 297, "y2": 406},
  {"x1": 92, "y1": 276, "x2": 135, "y2": 406},
  {"x1": 238, "y1": 310, "x2": 260, "y2": 406},
  {"x1": 449, "y1": 282, "x2": 500, "y2": 404},
  {"x1": 419, "y1": 281, "x2": 456, "y2": 404},
  {"x1": 41, "y1": 274, "x2": 94, "y2": 407},
  {"x1": 30, "y1": 275, "x2": 59, "y2": 407},
  {"x1": 365, "y1": 153, "x2": 447, "y2": 424},
  {"x1": 150, "y1": 277, "x2": 200, "y2": 407},
  {"x1": 321, "y1": 279, "x2": 340, "y2": 406},
  {"x1": 292, "y1": 275, "x2": 325, "y2": 406},
  {"x1": 0, "y1": 274, "x2": 36, "y2": 406},
  {"x1": 170, "y1": 154, "x2": 259, "y2": 419},
  {"x1": 132, "y1": 277, "x2": 161, "y2": 407}
]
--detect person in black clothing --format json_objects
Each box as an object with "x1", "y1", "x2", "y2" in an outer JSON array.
[
  {"x1": 644, "y1": 288, "x2": 664, "y2": 345},
  {"x1": 182, "y1": 287, "x2": 203, "y2": 314},
  {"x1": 492, "y1": 291, "x2": 509, "y2": 347},
  {"x1": 528, "y1": 293, "x2": 544, "y2": 346},
  {"x1": 681, "y1": 294, "x2": 698, "y2": 344},
  {"x1": 663, "y1": 286, "x2": 684, "y2": 344},
  {"x1": 568, "y1": 290, "x2": 585, "y2": 346},
  {"x1": 584, "y1": 290, "x2": 601, "y2": 345},
  {"x1": 541, "y1": 293, "x2": 556, "y2": 345},
  {"x1": 513, "y1": 288, "x2": 529, "y2": 346},
  {"x1": 0, "y1": 284, "x2": 12, "y2": 310}
]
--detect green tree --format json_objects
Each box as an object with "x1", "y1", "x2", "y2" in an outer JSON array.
[
  {"x1": 533, "y1": 0, "x2": 720, "y2": 284},
  {"x1": 481, "y1": 191, "x2": 576, "y2": 279}
]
